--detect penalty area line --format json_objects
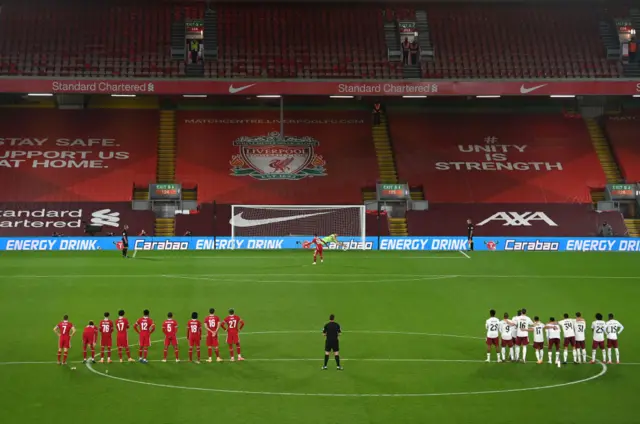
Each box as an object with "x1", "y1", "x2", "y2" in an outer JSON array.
[{"x1": 459, "y1": 250, "x2": 471, "y2": 259}]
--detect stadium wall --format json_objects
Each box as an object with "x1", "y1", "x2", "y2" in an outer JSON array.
[{"x1": 1, "y1": 236, "x2": 639, "y2": 252}]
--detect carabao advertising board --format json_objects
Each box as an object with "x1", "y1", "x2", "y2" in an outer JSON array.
[{"x1": 1, "y1": 236, "x2": 640, "y2": 252}]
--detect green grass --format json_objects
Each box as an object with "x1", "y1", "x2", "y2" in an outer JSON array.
[{"x1": 0, "y1": 250, "x2": 638, "y2": 424}]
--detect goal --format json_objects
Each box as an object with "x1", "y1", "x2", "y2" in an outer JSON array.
[{"x1": 230, "y1": 205, "x2": 366, "y2": 248}]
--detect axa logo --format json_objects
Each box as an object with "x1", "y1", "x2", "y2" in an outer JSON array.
[
  {"x1": 476, "y1": 212, "x2": 558, "y2": 227},
  {"x1": 91, "y1": 209, "x2": 120, "y2": 227}
]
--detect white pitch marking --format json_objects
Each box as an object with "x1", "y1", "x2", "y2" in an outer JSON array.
[
  {"x1": 459, "y1": 250, "x2": 471, "y2": 259},
  {"x1": 163, "y1": 274, "x2": 459, "y2": 284},
  {"x1": 6, "y1": 273, "x2": 640, "y2": 280}
]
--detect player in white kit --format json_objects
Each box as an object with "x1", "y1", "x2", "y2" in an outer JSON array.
[
  {"x1": 499, "y1": 312, "x2": 515, "y2": 362},
  {"x1": 485, "y1": 309, "x2": 501, "y2": 362},
  {"x1": 515, "y1": 308, "x2": 534, "y2": 363},
  {"x1": 558, "y1": 313, "x2": 577, "y2": 364},
  {"x1": 574, "y1": 312, "x2": 587, "y2": 363},
  {"x1": 546, "y1": 317, "x2": 561, "y2": 364},
  {"x1": 531, "y1": 316, "x2": 547, "y2": 364},
  {"x1": 605, "y1": 313, "x2": 624, "y2": 364},
  {"x1": 510, "y1": 310, "x2": 521, "y2": 361},
  {"x1": 590, "y1": 313, "x2": 607, "y2": 364}
]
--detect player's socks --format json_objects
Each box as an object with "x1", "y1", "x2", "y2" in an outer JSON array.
[
  {"x1": 175, "y1": 349, "x2": 180, "y2": 360},
  {"x1": 101, "y1": 347, "x2": 105, "y2": 359},
  {"x1": 500, "y1": 347, "x2": 505, "y2": 361},
  {"x1": 143, "y1": 348, "x2": 149, "y2": 360},
  {"x1": 57, "y1": 351, "x2": 61, "y2": 363},
  {"x1": 555, "y1": 352, "x2": 560, "y2": 363},
  {"x1": 163, "y1": 349, "x2": 168, "y2": 360},
  {"x1": 138, "y1": 347, "x2": 143, "y2": 358},
  {"x1": 126, "y1": 347, "x2": 131, "y2": 359},
  {"x1": 602, "y1": 349, "x2": 607, "y2": 362},
  {"x1": 563, "y1": 349, "x2": 568, "y2": 363},
  {"x1": 91, "y1": 347, "x2": 96, "y2": 359},
  {"x1": 486, "y1": 353, "x2": 490, "y2": 362},
  {"x1": 582, "y1": 349, "x2": 587, "y2": 363},
  {"x1": 335, "y1": 355, "x2": 341, "y2": 367},
  {"x1": 197, "y1": 348, "x2": 201, "y2": 361},
  {"x1": 324, "y1": 354, "x2": 329, "y2": 367},
  {"x1": 615, "y1": 348, "x2": 620, "y2": 363},
  {"x1": 236, "y1": 346, "x2": 241, "y2": 356},
  {"x1": 83, "y1": 349, "x2": 87, "y2": 359},
  {"x1": 607, "y1": 348, "x2": 612, "y2": 362},
  {"x1": 208, "y1": 347, "x2": 213, "y2": 358},
  {"x1": 188, "y1": 348, "x2": 193, "y2": 361},
  {"x1": 63, "y1": 351, "x2": 68, "y2": 364},
  {"x1": 107, "y1": 348, "x2": 111, "y2": 359},
  {"x1": 229, "y1": 348, "x2": 234, "y2": 359},
  {"x1": 522, "y1": 347, "x2": 527, "y2": 362},
  {"x1": 548, "y1": 352, "x2": 552, "y2": 363},
  {"x1": 215, "y1": 347, "x2": 220, "y2": 358},
  {"x1": 572, "y1": 349, "x2": 577, "y2": 363}
]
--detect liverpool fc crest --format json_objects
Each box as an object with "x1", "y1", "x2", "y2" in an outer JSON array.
[{"x1": 230, "y1": 132, "x2": 327, "y2": 180}]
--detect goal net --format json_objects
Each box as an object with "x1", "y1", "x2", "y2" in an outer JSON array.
[{"x1": 230, "y1": 205, "x2": 366, "y2": 248}]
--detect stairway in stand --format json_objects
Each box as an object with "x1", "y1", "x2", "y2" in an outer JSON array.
[
  {"x1": 584, "y1": 118, "x2": 622, "y2": 207},
  {"x1": 624, "y1": 219, "x2": 640, "y2": 237},
  {"x1": 365, "y1": 112, "x2": 408, "y2": 236},
  {"x1": 155, "y1": 110, "x2": 177, "y2": 237}
]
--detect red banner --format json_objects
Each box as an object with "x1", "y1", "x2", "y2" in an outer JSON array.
[
  {"x1": 0, "y1": 77, "x2": 639, "y2": 96},
  {"x1": 0, "y1": 109, "x2": 157, "y2": 201}
]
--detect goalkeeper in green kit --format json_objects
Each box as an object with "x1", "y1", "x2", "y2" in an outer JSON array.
[{"x1": 309, "y1": 233, "x2": 344, "y2": 265}]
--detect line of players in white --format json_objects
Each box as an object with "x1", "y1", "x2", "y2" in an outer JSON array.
[{"x1": 485, "y1": 309, "x2": 624, "y2": 364}]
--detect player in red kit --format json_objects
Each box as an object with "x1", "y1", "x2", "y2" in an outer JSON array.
[
  {"x1": 99, "y1": 312, "x2": 114, "y2": 363},
  {"x1": 82, "y1": 321, "x2": 98, "y2": 363},
  {"x1": 311, "y1": 234, "x2": 324, "y2": 265},
  {"x1": 134, "y1": 309, "x2": 155, "y2": 363},
  {"x1": 221, "y1": 308, "x2": 245, "y2": 361},
  {"x1": 187, "y1": 312, "x2": 202, "y2": 363},
  {"x1": 162, "y1": 312, "x2": 180, "y2": 362},
  {"x1": 115, "y1": 310, "x2": 135, "y2": 362},
  {"x1": 205, "y1": 308, "x2": 223, "y2": 363},
  {"x1": 53, "y1": 315, "x2": 76, "y2": 365}
]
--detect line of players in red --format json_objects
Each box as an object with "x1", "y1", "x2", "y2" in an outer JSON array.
[{"x1": 53, "y1": 308, "x2": 245, "y2": 365}]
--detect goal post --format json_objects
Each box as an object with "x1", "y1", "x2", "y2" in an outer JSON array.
[{"x1": 230, "y1": 205, "x2": 366, "y2": 249}]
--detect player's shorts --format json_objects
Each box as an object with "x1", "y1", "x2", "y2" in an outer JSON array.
[
  {"x1": 59, "y1": 336, "x2": 71, "y2": 349},
  {"x1": 607, "y1": 339, "x2": 619, "y2": 349},
  {"x1": 515, "y1": 336, "x2": 529, "y2": 346},
  {"x1": 206, "y1": 335, "x2": 219, "y2": 347},
  {"x1": 486, "y1": 337, "x2": 499, "y2": 347},
  {"x1": 501, "y1": 338, "x2": 513, "y2": 347},
  {"x1": 188, "y1": 336, "x2": 201, "y2": 347},
  {"x1": 548, "y1": 338, "x2": 560, "y2": 349},
  {"x1": 592, "y1": 340, "x2": 605, "y2": 349},
  {"x1": 117, "y1": 334, "x2": 129, "y2": 348},
  {"x1": 226, "y1": 332, "x2": 240, "y2": 345},
  {"x1": 315, "y1": 244, "x2": 323, "y2": 253},
  {"x1": 139, "y1": 333, "x2": 151, "y2": 347},
  {"x1": 563, "y1": 336, "x2": 576, "y2": 347},
  {"x1": 82, "y1": 337, "x2": 94, "y2": 346},
  {"x1": 575, "y1": 340, "x2": 586, "y2": 349},
  {"x1": 325, "y1": 340, "x2": 339, "y2": 352},
  {"x1": 533, "y1": 342, "x2": 544, "y2": 350},
  {"x1": 165, "y1": 336, "x2": 178, "y2": 347},
  {"x1": 101, "y1": 337, "x2": 113, "y2": 347}
]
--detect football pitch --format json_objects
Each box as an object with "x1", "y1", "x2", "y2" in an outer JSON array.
[{"x1": 1, "y1": 250, "x2": 638, "y2": 424}]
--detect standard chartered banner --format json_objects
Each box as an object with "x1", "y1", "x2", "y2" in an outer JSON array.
[{"x1": 1, "y1": 236, "x2": 640, "y2": 252}]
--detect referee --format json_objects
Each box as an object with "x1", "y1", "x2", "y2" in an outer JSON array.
[
  {"x1": 121, "y1": 225, "x2": 129, "y2": 258},
  {"x1": 322, "y1": 314, "x2": 343, "y2": 370},
  {"x1": 467, "y1": 219, "x2": 474, "y2": 251}
]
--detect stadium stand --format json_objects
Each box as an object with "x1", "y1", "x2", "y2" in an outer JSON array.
[
  {"x1": 0, "y1": 2, "x2": 626, "y2": 79},
  {"x1": 604, "y1": 115, "x2": 640, "y2": 183},
  {"x1": 0, "y1": 109, "x2": 158, "y2": 201},
  {"x1": 422, "y1": 3, "x2": 623, "y2": 78},
  {"x1": 389, "y1": 112, "x2": 607, "y2": 203},
  {"x1": 175, "y1": 110, "x2": 378, "y2": 204}
]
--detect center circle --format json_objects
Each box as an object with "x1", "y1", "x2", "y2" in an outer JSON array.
[{"x1": 85, "y1": 330, "x2": 607, "y2": 397}]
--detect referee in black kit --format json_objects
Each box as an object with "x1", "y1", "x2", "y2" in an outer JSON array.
[
  {"x1": 467, "y1": 219, "x2": 474, "y2": 251},
  {"x1": 121, "y1": 225, "x2": 129, "y2": 258},
  {"x1": 322, "y1": 314, "x2": 343, "y2": 370}
]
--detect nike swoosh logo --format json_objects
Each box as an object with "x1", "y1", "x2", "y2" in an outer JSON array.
[
  {"x1": 520, "y1": 84, "x2": 547, "y2": 94},
  {"x1": 229, "y1": 84, "x2": 257, "y2": 94},
  {"x1": 229, "y1": 211, "x2": 333, "y2": 228}
]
